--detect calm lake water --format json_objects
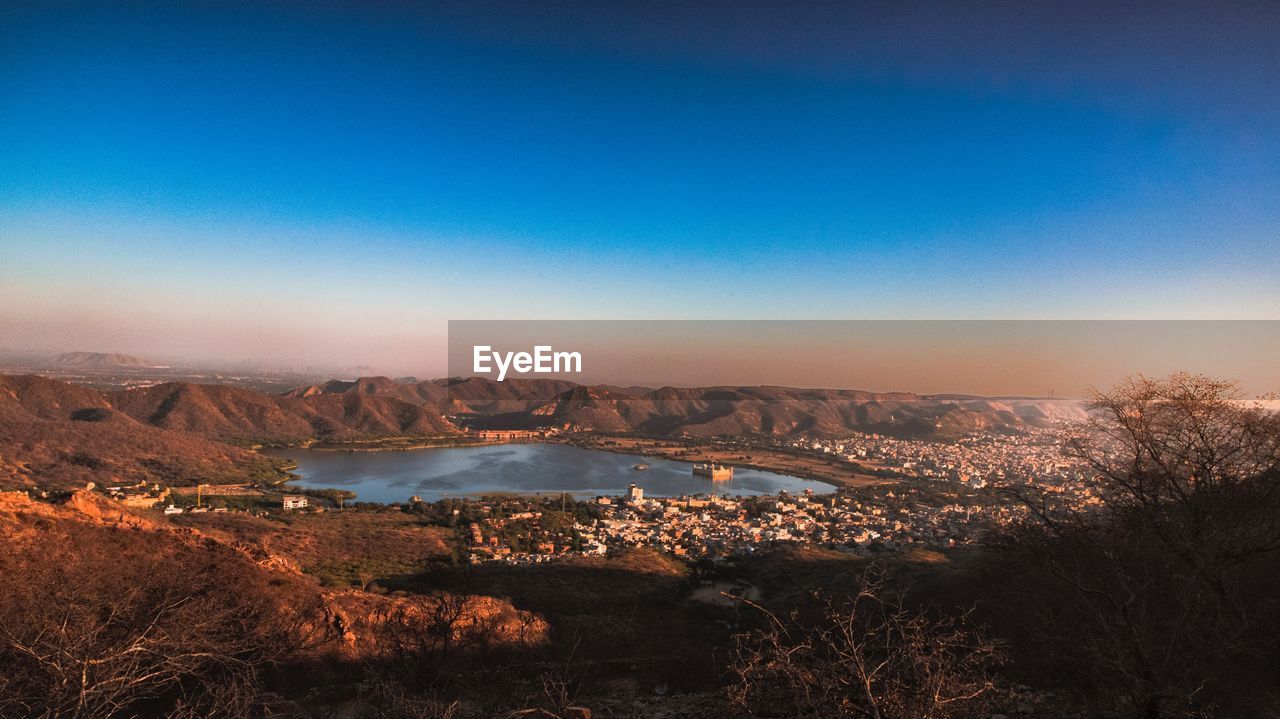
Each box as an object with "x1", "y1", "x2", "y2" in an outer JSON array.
[{"x1": 260, "y1": 443, "x2": 830, "y2": 504}]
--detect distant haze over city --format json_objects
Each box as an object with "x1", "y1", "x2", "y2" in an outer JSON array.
[
  {"x1": 446, "y1": 320, "x2": 1280, "y2": 397},
  {"x1": 3, "y1": 320, "x2": 1276, "y2": 398}
]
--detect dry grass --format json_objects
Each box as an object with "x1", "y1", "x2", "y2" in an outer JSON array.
[{"x1": 171, "y1": 509, "x2": 455, "y2": 588}]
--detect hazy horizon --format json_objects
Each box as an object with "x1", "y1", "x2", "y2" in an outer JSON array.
[{"x1": 3, "y1": 320, "x2": 1276, "y2": 400}]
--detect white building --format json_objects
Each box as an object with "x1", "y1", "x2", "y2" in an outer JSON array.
[{"x1": 282, "y1": 495, "x2": 309, "y2": 511}]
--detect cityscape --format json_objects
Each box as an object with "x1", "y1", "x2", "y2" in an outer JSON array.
[
  {"x1": 458, "y1": 428, "x2": 1099, "y2": 565},
  {"x1": 4, "y1": 1, "x2": 1279, "y2": 717}
]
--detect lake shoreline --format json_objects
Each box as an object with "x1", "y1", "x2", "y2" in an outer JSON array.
[
  {"x1": 254, "y1": 434, "x2": 878, "y2": 492},
  {"x1": 558, "y1": 435, "x2": 894, "y2": 491},
  {"x1": 258, "y1": 442, "x2": 832, "y2": 504}
]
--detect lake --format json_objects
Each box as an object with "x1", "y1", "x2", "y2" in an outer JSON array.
[{"x1": 260, "y1": 442, "x2": 831, "y2": 504}]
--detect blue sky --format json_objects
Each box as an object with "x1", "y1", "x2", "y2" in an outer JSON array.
[{"x1": 2, "y1": 1, "x2": 1278, "y2": 373}]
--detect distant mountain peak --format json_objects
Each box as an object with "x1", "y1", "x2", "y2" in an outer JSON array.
[{"x1": 53, "y1": 351, "x2": 158, "y2": 369}]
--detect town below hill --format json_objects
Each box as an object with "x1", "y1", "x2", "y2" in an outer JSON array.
[
  {"x1": 0, "y1": 371, "x2": 1084, "y2": 493},
  {"x1": 3, "y1": 371, "x2": 1276, "y2": 717}
]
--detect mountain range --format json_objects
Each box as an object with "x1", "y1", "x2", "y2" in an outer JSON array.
[
  {"x1": 288, "y1": 376, "x2": 1087, "y2": 438},
  {"x1": 0, "y1": 372, "x2": 1086, "y2": 491}
]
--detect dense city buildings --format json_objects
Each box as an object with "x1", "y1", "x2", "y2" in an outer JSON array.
[{"x1": 461, "y1": 424, "x2": 1103, "y2": 565}]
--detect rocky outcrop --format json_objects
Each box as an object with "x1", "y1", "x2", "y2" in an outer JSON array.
[
  {"x1": 1, "y1": 489, "x2": 547, "y2": 667},
  {"x1": 320, "y1": 589, "x2": 548, "y2": 661}
]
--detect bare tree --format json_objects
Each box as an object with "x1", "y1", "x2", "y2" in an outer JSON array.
[
  {"x1": 0, "y1": 522, "x2": 320, "y2": 718},
  {"x1": 727, "y1": 569, "x2": 1002, "y2": 719},
  {"x1": 361, "y1": 675, "x2": 463, "y2": 719},
  {"x1": 1071, "y1": 374, "x2": 1280, "y2": 581},
  {"x1": 384, "y1": 590, "x2": 473, "y2": 661},
  {"x1": 1000, "y1": 373, "x2": 1280, "y2": 718}
]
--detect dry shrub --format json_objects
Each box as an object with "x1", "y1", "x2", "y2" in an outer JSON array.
[
  {"x1": 0, "y1": 520, "x2": 320, "y2": 718},
  {"x1": 728, "y1": 569, "x2": 1002, "y2": 719}
]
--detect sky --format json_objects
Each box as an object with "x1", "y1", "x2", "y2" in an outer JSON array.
[{"x1": 2, "y1": 1, "x2": 1279, "y2": 381}]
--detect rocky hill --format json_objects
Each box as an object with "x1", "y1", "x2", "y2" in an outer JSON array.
[
  {"x1": 0, "y1": 374, "x2": 460, "y2": 491},
  {"x1": 52, "y1": 350, "x2": 157, "y2": 368},
  {"x1": 112, "y1": 381, "x2": 457, "y2": 441},
  {"x1": 286, "y1": 375, "x2": 578, "y2": 415},
  {"x1": 0, "y1": 375, "x2": 285, "y2": 491},
  {"x1": 295, "y1": 375, "x2": 1087, "y2": 439},
  {"x1": 525, "y1": 384, "x2": 1083, "y2": 438},
  {"x1": 0, "y1": 488, "x2": 547, "y2": 714}
]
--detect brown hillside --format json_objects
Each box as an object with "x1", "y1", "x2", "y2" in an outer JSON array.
[
  {"x1": 0, "y1": 376, "x2": 285, "y2": 491},
  {"x1": 111, "y1": 382, "x2": 317, "y2": 440},
  {"x1": 523, "y1": 383, "x2": 1083, "y2": 439},
  {"x1": 113, "y1": 381, "x2": 459, "y2": 441}
]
